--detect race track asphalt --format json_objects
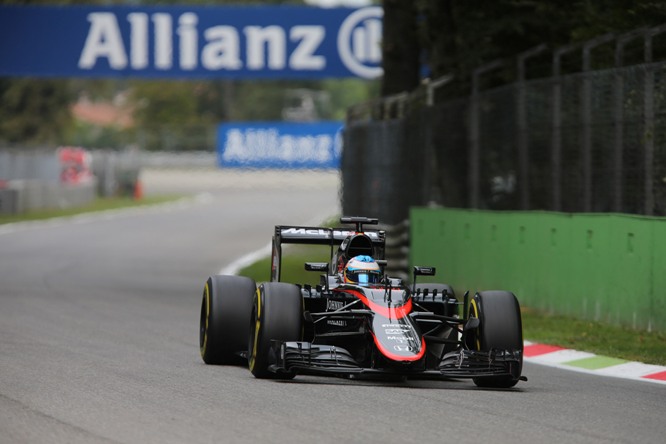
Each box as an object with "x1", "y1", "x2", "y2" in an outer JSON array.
[{"x1": 1, "y1": 169, "x2": 664, "y2": 444}]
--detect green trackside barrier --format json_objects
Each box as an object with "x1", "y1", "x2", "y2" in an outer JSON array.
[{"x1": 410, "y1": 207, "x2": 666, "y2": 332}]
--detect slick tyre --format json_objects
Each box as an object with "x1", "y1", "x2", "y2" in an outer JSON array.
[
  {"x1": 200, "y1": 275, "x2": 256, "y2": 365},
  {"x1": 248, "y1": 282, "x2": 303, "y2": 379},
  {"x1": 467, "y1": 291, "x2": 523, "y2": 388}
]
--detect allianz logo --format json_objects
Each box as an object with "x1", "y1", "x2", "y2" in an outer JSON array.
[
  {"x1": 221, "y1": 128, "x2": 340, "y2": 163},
  {"x1": 77, "y1": 7, "x2": 382, "y2": 78}
]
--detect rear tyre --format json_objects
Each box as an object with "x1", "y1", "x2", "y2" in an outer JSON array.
[
  {"x1": 467, "y1": 291, "x2": 523, "y2": 388},
  {"x1": 200, "y1": 275, "x2": 256, "y2": 365},
  {"x1": 248, "y1": 282, "x2": 303, "y2": 379}
]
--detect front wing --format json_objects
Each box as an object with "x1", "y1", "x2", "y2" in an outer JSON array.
[{"x1": 268, "y1": 340, "x2": 523, "y2": 380}]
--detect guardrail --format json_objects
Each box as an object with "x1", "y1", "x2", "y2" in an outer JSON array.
[
  {"x1": 0, "y1": 147, "x2": 144, "y2": 214},
  {"x1": 0, "y1": 179, "x2": 97, "y2": 214}
]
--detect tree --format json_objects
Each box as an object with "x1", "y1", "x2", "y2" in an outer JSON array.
[
  {"x1": 380, "y1": 0, "x2": 666, "y2": 98},
  {"x1": 0, "y1": 79, "x2": 74, "y2": 145},
  {"x1": 380, "y1": 0, "x2": 420, "y2": 96}
]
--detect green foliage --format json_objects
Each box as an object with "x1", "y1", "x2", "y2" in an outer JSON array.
[
  {"x1": 403, "y1": 0, "x2": 666, "y2": 97},
  {"x1": 230, "y1": 81, "x2": 301, "y2": 121},
  {"x1": 381, "y1": 0, "x2": 421, "y2": 95},
  {"x1": 132, "y1": 81, "x2": 203, "y2": 127},
  {"x1": 323, "y1": 80, "x2": 380, "y2": 120},
  {"x1": 124, "y1": 78, "x2": 374, "y2": 150},
  {"x1": 67, "y1": 120, "x2": 134, "y2": 149},
  {"x1": 135, "y1": 78, "x2": 362, "y2": 124},
  {"x1": 0, "y1": 79, "x2": 74, "y2": 145}
]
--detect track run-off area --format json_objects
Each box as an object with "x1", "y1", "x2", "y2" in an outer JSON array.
[{"x1": 1, "y1": 169, "x2": 664, "y2": 443}]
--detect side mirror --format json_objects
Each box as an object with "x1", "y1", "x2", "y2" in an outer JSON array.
[
  {"x1": 413, "y1": 266, "x2": 436, "y2": 277},
  {"x1": 305, "y1": 262, "x2": 329, "y2": 273},
  {"x1": 412, "y1": 266, "x2": 436, "y2": 296},
  {"x1": 306, "y1": 262, "x2": 331, "y2": 292}
]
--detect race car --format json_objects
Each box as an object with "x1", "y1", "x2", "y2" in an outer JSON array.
[{"x1": 199, "y1": 216, "x2": 526, "y2": 388}]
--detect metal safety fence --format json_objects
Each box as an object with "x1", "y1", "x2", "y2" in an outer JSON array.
[{"x1": 342, "y1": 27, "x2": 666, "y2": 223}]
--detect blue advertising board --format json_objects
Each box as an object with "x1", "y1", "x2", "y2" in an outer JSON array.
[
  {"x1": 0, "y1": 5, "x2": 382, "y2": 79},
  {"x1": 218, "y1": 121, "x2": 343, "y2": 169}
]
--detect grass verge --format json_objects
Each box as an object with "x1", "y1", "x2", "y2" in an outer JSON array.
[
  {"x1": 239, "y1": 255, "x2": 666, "y2": 366},
  {"x1": 0, "y1": 195, "x2": 183, "y2": 225},
  {"x1": 239, "y1": 246, "x2": 332, "y2": 287},
  {"x1": 521, "y1": 307, "x2": 665, "y2": 366}
]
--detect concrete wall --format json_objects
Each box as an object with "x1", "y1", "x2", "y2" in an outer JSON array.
[
  {"x1": 0, "y1": 148, "x2": 60, "y2": 182},
  {"x1": 0, "y1": 148, "x2": 98, "y2": 214},
  {"x1": 410, "y1": 208, "x2": 666, "y2": 332},
  {"x1": 0, "y1": 180, "x2": 97, "y2": 214}
]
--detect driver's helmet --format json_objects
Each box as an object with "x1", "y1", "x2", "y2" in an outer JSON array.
[{"x1": 344, "y1": 255, "x2": 382, "y2": 286}]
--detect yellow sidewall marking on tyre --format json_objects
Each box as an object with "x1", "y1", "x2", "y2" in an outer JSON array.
[
  {"x1": 300, "y1": 292, "x2": 305, "y2": 340},
  {"x1": 200, "y1": 282, "x2": 210, "y2": 357},
  {"x1": 249, "y1": 287, "x2": 262, "y2": 371},
  {"x1": 470, "y1": 298, "x2": 481, "y2": 350}
]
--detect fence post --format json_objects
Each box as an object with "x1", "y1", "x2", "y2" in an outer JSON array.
[
  {"x1": 582, "y1": 33, "x2": 615, "y2": 212},
  {"x1": 470, "y1": 60, "x2": 503, "y2": 208},
  {"x1": 425, "y1": 74, "x2": 453, "y2": 107},
  {"x1": 424, "y1": 75, "x2": 453, "y2": 205},
  {"x1": 516, "y1": 44, "x2": 547, "y2": 210},
  {"x1": 551, "y1": 43, "x2": 579, "y2": 211},
  {"x1": 643, "y1": 24, "x2": 666, "y2": 215},
  {"x1": 470, "y1": 71, "x2": 481, "y2": 209},
  {"x1": 613, "y1": 29, "x2": 647, "y2": 213}
]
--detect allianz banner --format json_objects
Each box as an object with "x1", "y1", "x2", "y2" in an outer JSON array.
[
  {"x1": 0, "y1": 5, "x2": 382, "y2": 79},
  {"x1": 218, "y1": 122, "x2": 343, "y2": 169}
]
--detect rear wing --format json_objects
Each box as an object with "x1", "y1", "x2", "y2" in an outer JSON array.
[{"x1": 271, "y1": 225, "x2": 386, "y2": 282}]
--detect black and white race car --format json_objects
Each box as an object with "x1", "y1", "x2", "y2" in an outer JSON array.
[{"x1": 199, "y1": 216, "x2": 525, "y2": 388}]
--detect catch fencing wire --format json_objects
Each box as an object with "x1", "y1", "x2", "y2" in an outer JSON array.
[{"x1": 343, "y1": 60, "x2": 666, "y2": 220}]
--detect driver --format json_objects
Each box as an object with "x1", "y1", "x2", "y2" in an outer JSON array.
[{"x1": 343, "y1": 255, "x2": 383, "y2": 286}]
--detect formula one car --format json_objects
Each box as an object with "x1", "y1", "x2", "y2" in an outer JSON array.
[{"x1": 199, "y1": 216, "x2": 525, "y2": 388}]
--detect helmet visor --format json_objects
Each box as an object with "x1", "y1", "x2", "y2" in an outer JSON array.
[{"x1": 346, "y1": 270, "x2": 382, "y2": 285}]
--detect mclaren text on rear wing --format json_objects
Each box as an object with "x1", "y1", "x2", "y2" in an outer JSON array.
[
  {"x1": 270, "y1": 225, "x2": 386, "y2": 282},
  {"x1": 276, "y1": 226, "x2": 384, "y2": 245}
]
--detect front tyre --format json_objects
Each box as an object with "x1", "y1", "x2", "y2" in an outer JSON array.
[
  {"x1": 248, "y1": 282, "x2": 303, "y2": 379},
  {"x1": 200, "y1": 275, "x2": 256, "y2": 365},
  {"x1": 467, "y1": 291, "x2": 523, "y2": 388}
]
